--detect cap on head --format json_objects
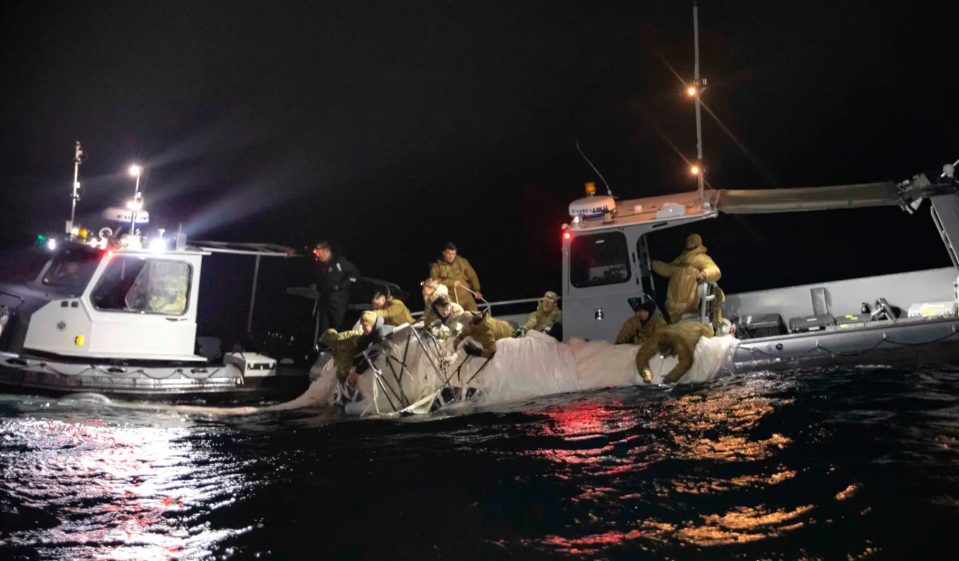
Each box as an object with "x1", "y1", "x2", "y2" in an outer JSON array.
[
  {"x1": 685, "y1": 234, "x2": 703, "y2": 250},
  {"x1": 640, "y1": 297, "x2": 657, "y2": 315},
  {"x1": 628, "y1": 294, "x2": 657, "y2": 315},
  {"x1": 543, "y1": 291, "x2": 559, "y2": 301},
  {"x1": 360, "y1": 311, "x2": 378, "y2": 327}
]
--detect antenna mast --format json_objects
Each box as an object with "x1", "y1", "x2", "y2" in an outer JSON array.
[
  {"x1": 693, "y1": 1, "x2": 705, "y2": 202},
  {"x1": 69, "y1": 141, "x2": 84, "y2": 232}
]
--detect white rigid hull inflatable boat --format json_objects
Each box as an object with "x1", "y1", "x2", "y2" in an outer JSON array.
[
  {"x1": 0, "y1": 142, "x2": 311, "y2": 401},
  {"x1": 0, "y1": 234, "x2": 310, "y2": 401},
  {"x1": 559, "y1": 166, "x2": 959, "y2": 371}
]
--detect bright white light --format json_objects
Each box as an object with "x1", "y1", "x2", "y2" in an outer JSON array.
[
  {"x1": 70, "y1": 227, "x2": 79, "y2": 236},
  {"x1": 149, "y1": 238, "x2": 167, "y2": 252},
  {"x1": 127, "y1": 200, "x2": 143, "y2": 211},
  {"x1": 47, "y1": 239, "x2": 57, "y2": 250},
  {"x1": 128, "y1": 165, "x2": 142, "y2": 177}
]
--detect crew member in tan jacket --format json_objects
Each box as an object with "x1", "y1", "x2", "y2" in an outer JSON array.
[
  {"x1": 429, "y1": 242, "x2": 483, "y2": 312},
  {"x1": 652, "y1": 234, "x2": 721, "y2": 323}
]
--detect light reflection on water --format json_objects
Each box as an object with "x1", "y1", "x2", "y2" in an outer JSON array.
[
  {"x1": 0, "y1": 399, "x2": 256, "y2": 560},
  {"x1": 1, "y1": 368, "x2": 959, "y2": 559}
]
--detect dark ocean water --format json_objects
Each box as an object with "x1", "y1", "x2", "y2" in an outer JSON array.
[{"x1": 2, "y1": 366, "x2": 959, "y2": 560}]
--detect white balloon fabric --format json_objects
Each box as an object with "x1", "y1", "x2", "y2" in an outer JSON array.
[{"x1": 277, "y1": 328, "x2": 741, "y2": 415}]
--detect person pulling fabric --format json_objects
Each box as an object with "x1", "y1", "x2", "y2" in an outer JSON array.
[
  {"x1": 429, "y1": 242, "x2": 483, "y2": 312},
  {"x1": 352, "y1": 311, "x2": 395, "y2": 377},
  {"x1": 426, "y1": 294, "x2": 464, "y2": 333},
  {"x1": 616, "y1": 295, "x2": 667, "y2": 346},
  {"x1": 652, "y1": 233, "x2": 721, "y2": 323},
  {"x1": 372, "y1": 290, "x2": 414, "y2": 326},
  {"x1": 454, "y1": 311, "x2": 513, "y2": 358},
  {"x1": 319, "y1": 311, "x2": 394, "y2": 392},
  {"x1": 515, "y1": 291, "x2": 563, "y2": 340},
  {"x1": 634, "y1": 320, "x2": 714, "y2": 384}
]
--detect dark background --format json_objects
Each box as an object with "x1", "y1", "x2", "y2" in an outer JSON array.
[{"x1": 1, "y1": 0, "x2": 955, "y2": 341}]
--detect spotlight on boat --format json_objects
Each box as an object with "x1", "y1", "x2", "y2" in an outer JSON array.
[
  {"x1": 687, "y1": 86, "x2": 697, "y2": 97},
  {"x1": 149, "y1": 237, "x2": 167, "y2": 252},
  {"x1": 691, "y1": 164, "x2": 700, "y2": 175},
  {"x1": 128, "y1": 164, "x2": 142, "y2": 177},
  {"x1": 47, "y1": 238, "x2": 57, "y2": 251},
  {"x1": 126, "y1": 200, "x2": 143, "y2": 211}
]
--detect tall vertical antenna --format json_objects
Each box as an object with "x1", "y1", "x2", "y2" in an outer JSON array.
[
  {"x1": 693, "y1": 1, "x2": 705, "y2": 202},
  {"x1": 69, "y1": 141, "x2": 84, "y2": 232}
]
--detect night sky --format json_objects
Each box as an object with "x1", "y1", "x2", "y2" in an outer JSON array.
[{"x1": 2, "y1": 1, "x2": 956, "y2": 339}]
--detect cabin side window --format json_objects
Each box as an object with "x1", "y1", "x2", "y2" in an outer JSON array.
[
  {"x1": 91, "y1": 257, "x2": 192, "y2": 316},
  {"x1": 42, "y1": 247, "x2": 102, "y2": 288},
  {"x1": 569, "y1": 232, "x2": 632, "y2": 288}
]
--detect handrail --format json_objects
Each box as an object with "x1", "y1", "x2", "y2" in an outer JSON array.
[{"x1": 407, "y1": 296, "x2": 548, "y2": 317}]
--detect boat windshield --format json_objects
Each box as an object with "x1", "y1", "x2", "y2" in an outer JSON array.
[
  {"x1": 0, "y1": 247, "x2": 53, "y2": 285},
  {"x1": 42, "y1": 247, "x2": 102, "y2": 288}
]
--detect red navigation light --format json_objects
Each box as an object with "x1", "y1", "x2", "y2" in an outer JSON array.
[{"x1": 562, "y1": 230, "x2": 573, "y2": 241}]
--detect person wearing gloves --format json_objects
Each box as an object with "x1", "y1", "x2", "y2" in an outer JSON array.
[
  {"x1": 429, "y1": 242, "x2": 483, "y2": 312},
  {"x1": 453, "y1": 311, "x2": 513, "y2": 358},
  {"x1": 615, "y1": 295, "x2": 668, "y2": 346},
  {"x1": 372, "y1": 290, "x2": 414, "y2": 327},
  {"x1": 319, "y1": 311, "x2": 394, "y2": 391},
  {"x1": 634, "y1": 320, "x2": 714, "y2": 384},
  {"x1": 652, "y1": 233, "x2": 721, "y2": 324},
  {"x1": 515, "y1": 291, "x2": 563, "y2": 340}
]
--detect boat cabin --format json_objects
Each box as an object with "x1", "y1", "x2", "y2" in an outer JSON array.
[{"x1": 0, "y1": 237, "x2": 207, "y2": 361}]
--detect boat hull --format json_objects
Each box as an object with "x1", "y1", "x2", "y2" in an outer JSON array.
[
  {"x1": 731, "y1": 316, "x2": 959, "y2": 373},
  {"x1": 0, "y1": 354, "x2": 309, "y2": 403}
]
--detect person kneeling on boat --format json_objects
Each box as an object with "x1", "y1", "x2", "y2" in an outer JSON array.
[
  {"x1": 635, "y1": 320, "x2": 714, "y2": 384},
  {"x1": 616, "y1": 295, "x2": 667, "y2": 346},
  {"x1": 652, "y1": 234, "x2": 721, "y2": 324},
  {"x1": 515, "y1": 291, "x2": 563, "y2": 340},
  {"x1": 372, "y1": 289, "x2": 414, "y2": 327},
  {"x1": 454, "y1": 311, "x2": 513, "y2": 359}
]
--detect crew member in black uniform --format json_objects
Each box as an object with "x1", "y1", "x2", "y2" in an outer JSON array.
[{"x1": 313, "y1": 240, "x2": 362, "y2": 333}]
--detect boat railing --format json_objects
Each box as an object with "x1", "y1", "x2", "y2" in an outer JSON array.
[{"x1": 351, "y1": 296, "x2": 549, "y2": 317}]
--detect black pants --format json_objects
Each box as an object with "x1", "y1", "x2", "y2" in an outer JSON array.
[{"x1": 318, "y1": 294, "x2": 350, "y2": 333}]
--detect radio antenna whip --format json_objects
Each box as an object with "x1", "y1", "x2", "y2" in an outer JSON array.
[
  {"x1": 576, "y1": 139, "x2": 614, "y2": 198},
  {"x1": 69, "y1": 141, "x2": 85, "y2": 232}
]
